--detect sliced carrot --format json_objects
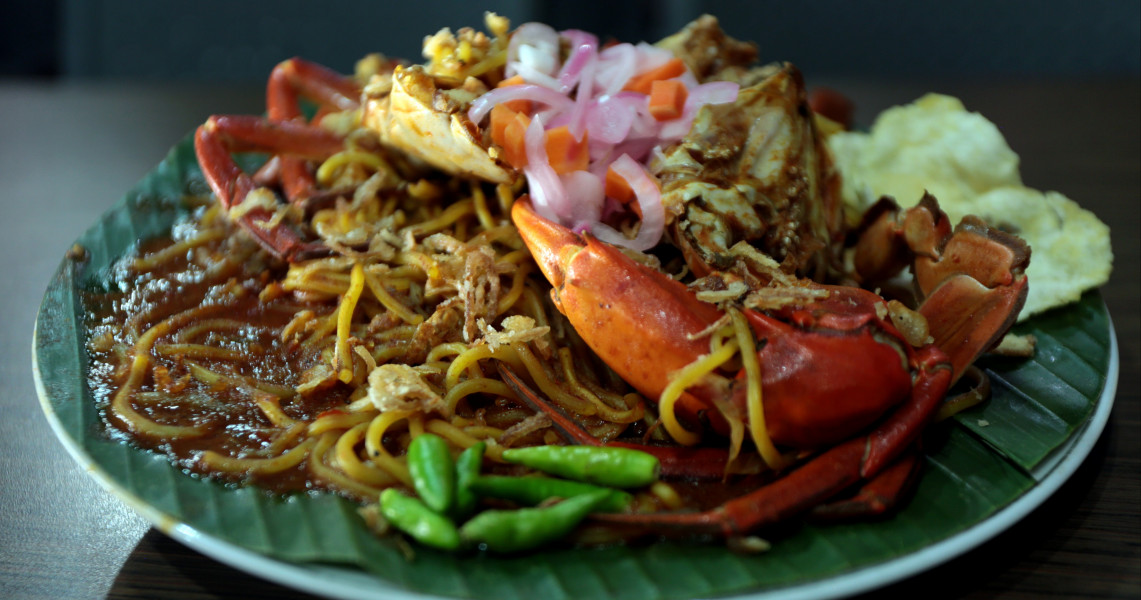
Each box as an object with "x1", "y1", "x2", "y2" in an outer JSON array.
[
  {"x1": 605, "y1": 163, "x2": 653, "y2": 219},
  {"x1": 489, "y1": 104, "x2": 514, "y2": 149},
  {"x1": 497, "y1": 75, "x2": 526, "y2": 87},
  {"x1": 622, "y1": 57, "x2": 687, "y2": 95},
  {"x1": 544, "y1": 126, "x2": 589, "y2": 174},
  {"x1": 503, "y1": 113, "x2": 532, "y2": 169},
  {"x1": 490, "y1": 104, "x2": 530, "y2": 169},
  {"x1": 648, "y1": 79, "x2": 688, "y2": 121},
  {"x1": 495, "y1": 74, "x2": 533, "y2": 112},
  {"x1": 605, "y1": 164, "x2": 635, "y2": 203},
  {"x1": 504, "y1": 99, "x2": 532, "y2": 113}
]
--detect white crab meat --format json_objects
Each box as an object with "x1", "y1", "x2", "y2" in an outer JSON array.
[{"x1": 362, "y1": 65, "x2": 515, "y2": 184}]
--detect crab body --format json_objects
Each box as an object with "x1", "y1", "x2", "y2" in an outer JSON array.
[{"x1": 658, "y1": 63, "x2": 844, "y2": 281}]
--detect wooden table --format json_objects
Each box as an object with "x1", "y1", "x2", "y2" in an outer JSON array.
[{"x1": 1, "y1": 78, "x2": 1136, "y2": 599}]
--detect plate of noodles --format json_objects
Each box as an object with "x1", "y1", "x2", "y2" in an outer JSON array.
[{"x1": 34, "y1": 15, "x2": 1117, "y2": 600}]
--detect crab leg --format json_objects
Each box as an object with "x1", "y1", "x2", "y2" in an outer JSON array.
[
  {"x1": 267, "y1": 57, "x2": 362, "y2": 119},
  {"x1": 265, "y1": 58, "x2": 363, "y2": 203},
  {"x1": 809, "y1": 448, "x2": 922, "y2": 521},
  {"x1": 199, "y1": 116, "x2": 346, "y2": 159},
  {"x1": 194, "y1": 115, "x2": 345, "y2": 261}
]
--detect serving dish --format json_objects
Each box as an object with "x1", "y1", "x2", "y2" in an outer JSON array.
[{"x1": 33, "y1": 132, "x2": 1118, "y2": 600}]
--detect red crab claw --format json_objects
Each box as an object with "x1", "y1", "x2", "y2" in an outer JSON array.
[
  {"x1": 194, "y1": 115, "x2": 345, "y2": 262},
  {"x1": 853, "y1": 193, "x2": 1031, "y2": 380},
  {"x1": 509, "y1": 196, "x2": 960, "y2": 534},
  {"x1": 513, "y1": 195, "x2": 930, "y2": 447}
]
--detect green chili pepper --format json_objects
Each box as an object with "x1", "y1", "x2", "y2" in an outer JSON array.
[
  {"x1": 379, "y1": 488, "x2": 461, "y2": 551},
  {"x1": 451, "y1": 441, "x2": 485, "y2": 519},
  {"x1": 500, "y1": 445, "x2": 660, "y2": 488},
  {"x1": 470, "y1": 475, "x2": 633, "y2": 513},
  {"x1": 407, "y1": 433, "x2": 456, "y2": 514},
  {"x1": 459, "y1": 489, "x2": 610, "y2": 553}
]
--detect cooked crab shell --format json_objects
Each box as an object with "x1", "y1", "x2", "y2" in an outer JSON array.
[
  {"x1": 655, "y1": 63, "x2": 844, "y2": 281},
  {"x1": 362, "y1": 64, "x2": 516, "y2": 184}
]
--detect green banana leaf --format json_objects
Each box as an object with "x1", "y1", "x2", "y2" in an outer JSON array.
[{"x1": 34, "y1": 133, "x2": 1114, "y2": 600}]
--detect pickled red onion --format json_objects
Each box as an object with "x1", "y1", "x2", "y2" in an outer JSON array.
[
  {"x1": 584, "y1": 95, "x2": 636, "y2": 144},
  {"x1": 522, "y1": 117, "x2": 564, "y2": 223},
  {"x1": 560, "y1": 170, "x2": 605, "y2": 233},
  {"x1": 505, "y1": 22, "x2": 560, "y2": 82},
  {"x1": 477, "y1": 24, "x2": 739, "y2": 251},
  {"x1": 591, "y1": 154, "x2": 663, "y2": 252},
  {"x1": 467, "y1": 84, "x2": 575, "y2": 125},
  {"x1": 594, "y1": 43, "x2": 637, "y2": 96}
]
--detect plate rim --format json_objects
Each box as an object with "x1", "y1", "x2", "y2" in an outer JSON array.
[{"x1": 33, "y1": 290, "x2": 1120, "y2": 600}]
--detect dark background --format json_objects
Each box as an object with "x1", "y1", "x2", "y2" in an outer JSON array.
[{"x1": 3, "y1": 0, "x2": 1139, "y2": 82}]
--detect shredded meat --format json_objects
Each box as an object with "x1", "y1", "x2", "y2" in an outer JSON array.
[
  {"x1": 404, "y1": 300, "x2": 461, "y2": 364},
  {"x1": 458, "y1": 247, "x2": 501, "y2": 342},
  {"x1": 655, "y1": 14, "x2": 759, "y2": 82},
  {"x1": 367, "y1": 364, "x2": 446, "y2": 414},
  {"x1": 478, "y1": 315, "x2": 551, "y2": 353}
]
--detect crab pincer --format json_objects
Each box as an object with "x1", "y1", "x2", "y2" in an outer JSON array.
[{"x1": 508, "y1": 194, "x2": 1025, "y2": 538}]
